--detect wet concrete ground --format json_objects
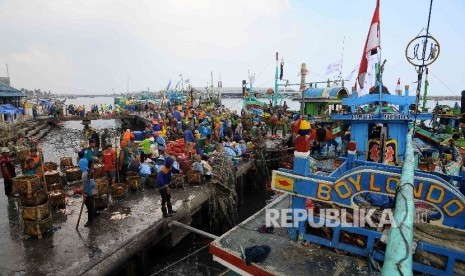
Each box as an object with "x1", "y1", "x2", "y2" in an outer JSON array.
[{"x1": 0, "y1": 180, "x2": 212, "y2": 276}]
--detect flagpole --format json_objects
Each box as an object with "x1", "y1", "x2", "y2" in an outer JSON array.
[
  {"x1": 274, "y1": 52, "x2": 279, "y2": 107},
  {"x1": 340, "y1": 36, "x2": 345, "y2": 81}
]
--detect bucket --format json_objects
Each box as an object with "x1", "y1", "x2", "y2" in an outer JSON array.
[
  {"x1": 111, "y1": 183, "x2": 129, "y2": 199},
  {"x1": 127, "y1": 176, "x2": 141, "y2": 191},
  {"x1": 65, "y1": 166, "x2": 82, "y2": 182},
  {"x1": 44, "y1": 170, "x2": 60, "y2": 186}
]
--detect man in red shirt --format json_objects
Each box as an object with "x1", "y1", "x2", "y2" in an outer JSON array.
[
  {"x1": 102, "y1": 144, "x2": 116, "y2": 185},
  {"x1": 0, "y1": 147, "x2": 16, "y2": 197}
]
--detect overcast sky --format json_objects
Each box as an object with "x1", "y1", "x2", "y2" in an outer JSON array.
[{"x1": 0, "y1": 0, "x2": 463, "y2": 95}]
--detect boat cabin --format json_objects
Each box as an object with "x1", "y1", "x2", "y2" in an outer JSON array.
[
  {"x1": 301, "y1": 83, "x2": 349, "y2": 120},
  {"x1": 332, "y1": 86, "x2": 432, "y2": 163}
]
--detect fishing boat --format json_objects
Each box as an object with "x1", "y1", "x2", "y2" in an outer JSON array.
[
  {"x1": 211, "y1": 1, "x2": 465, "y2": 275},
  {"x1": 199, "y1": 72, "x2": 221, "y2": 110}
]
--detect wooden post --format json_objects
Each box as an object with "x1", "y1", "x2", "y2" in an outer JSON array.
[{"x1": 300, "y1": 63, "x2": 307, "y2": 115}]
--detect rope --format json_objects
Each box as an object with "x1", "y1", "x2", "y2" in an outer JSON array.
[
  {"x1": 429, "y1": 71, "x2": 459, "y2": 97},
  {"x1": 149, "y1": 243, "x2": 211, "y2": 275}
]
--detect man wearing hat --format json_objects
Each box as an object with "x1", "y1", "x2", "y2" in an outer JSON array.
[
  {"x1": 0, "y1": 147, "x2": 16, "y2": 197},
  {"x1": 156, "y1": 156, "x2": 181, "y2": 218}
]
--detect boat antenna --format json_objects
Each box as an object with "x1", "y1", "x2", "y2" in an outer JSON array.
[
  {"x1": 340, "y1": 36, "x2": 345, "y2": 82},
  {"x1": 412, "y1": 0, "x2": 435, "y2": 132}
]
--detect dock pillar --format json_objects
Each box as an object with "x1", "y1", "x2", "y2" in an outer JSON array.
[{"x1": 293, "y1": 152, "x2": 310, "y2": 176}]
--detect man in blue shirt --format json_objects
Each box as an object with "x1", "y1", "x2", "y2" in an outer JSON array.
[
  {"x1": 78, "y1": 151, "x2": 97, "y2": 227},
  {"x1": 183, "y1": 128, "x2": 195, "y2": 158},
  {"x1": 156, "y1": 156, "x2": 181, "y2": 218}
]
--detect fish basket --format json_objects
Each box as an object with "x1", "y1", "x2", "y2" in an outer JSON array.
[
  {"x1": 16, "y1": 146, "x2": 30, "y2": 162},
  {"x1": 48, "y1": 190, "x2": 66, "y2": 209},
  {"x1": 170, "y1": 174, "x2": 185, "y2": 189},
  {"x1": 12, "y1": 175, "x2": 42, "y2": 197},
  {"x1": 22, "y1": 201, "x2": 51, "y2": 221},
  {"x1": 94, "y1": 177, "x2": 109, "y2": 196},
  {"x1": 111, "y1": 183, "x2": 129, "y2": 199},
  {"x1": 65, "y1": 166, "x2": 82, "y2": 182},
  {"x1": 146, "y1": 173, "x2": 157, "y2": 188},
  {"x1": 48, "y1": 182, "x2": 63, "y2": 192},
  {"x1": 127, "y1": 176, "x2": 141, "y2": 191},
  {"x1": 19, "y1": 188, "x2": 48, "y2": 207},
  {"x1": 126, "y1": 171, "x2": 139, "y2": 178},
  {"x1": 44, "y1": 162, "x2": 58, "y2": 171},
  {"x1": 23, "y1": 215, "x2": 52, "y2": 237},
  {"x1": 92, "y1": 163, "x2": 106, "y2": 179},
  {"x1": 60, "y1": 157, "x2": 73, "y2": 171},
  {"x1": 187, "y1": 170, "x2": 202, "y2": 185},
  {"x1": 44, "y1": 170, "x2": 61, "y2": 186}
]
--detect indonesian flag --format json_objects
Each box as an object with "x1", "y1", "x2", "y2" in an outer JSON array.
[{"x1": 358, "y1": 0, "x2": 380, "y2": 89}]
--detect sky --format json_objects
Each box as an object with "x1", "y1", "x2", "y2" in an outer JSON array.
[{"x1": 0, "y1": 0, "x2": 463, "y2": 96}]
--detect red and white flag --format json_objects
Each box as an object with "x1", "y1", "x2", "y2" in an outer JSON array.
[{"x1": 358, "y1": 0, "x2": 380, "y2": 89}]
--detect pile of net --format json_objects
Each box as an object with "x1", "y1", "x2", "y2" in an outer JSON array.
[{"x1": 208, "y1": 151, "x2": 238, "y2": 234}]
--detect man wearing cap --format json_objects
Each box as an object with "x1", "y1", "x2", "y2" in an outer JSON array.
[
  {"x1": 156, "y1": 156, "x2": 181, "y2": 218},
  {"x1": 103, "y1": 144, "x2": 116, "y2": 185},
  {"x1": 294, "y1": 120, "x2": 311, "y2": 153},
  {"x1": 0, "y1": 147, "x2": 16, "y2": 197}
]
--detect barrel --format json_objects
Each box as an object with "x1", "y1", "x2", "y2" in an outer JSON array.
[
  {"x1": 44, "y1": 162, "x2": 58, "y2": 171},
  {"x1": 49, "y1": 191, "x2": 66, "y2": 209},
  {"x1": 127, "y1": 176, "x2": 141, "y2": 191},
  {"x1": 44, "y1": 170, "x2": 60, "y2": 186},
  {"x1": 133, "y1": 131, "x2": 144, "y2": 141},
  {"x1": 94, "y1": 177, "x2": 109, "y2": 196},
  {"x1": 12, "y1": 175, "x2": 42, "y2": 198},
  {"x1": 111, "y1": 183, "x2": 129, "y2": 199},
  {"x1": 60, "y1": 157, "x2": 73, "y2": 171},
  {"x1": 22, "y1": 202, "x2": 51, "y2": 221},
  {"x1": 23, "y1": 215, "x2": 52, "y2": 237},
  {"x1": 92, "y1": 163, "x2": 106, "y2": 179},
  {"x1": 19, "y1": 188, "x2": 48, "y2": 206},
  {"x1": 65, "y1": 166, "x2": 82, "y2": 182}
]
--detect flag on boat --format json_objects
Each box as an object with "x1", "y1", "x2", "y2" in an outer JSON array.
[
  {"x1": 280, "y1": 59, "x2": 284, "y2": 80},
  {"x1": 325, "y1": 60, "x2": 342, "y2": 76},
  {"x1": 358, "y1": 0, "x2": 380, "y2": 89},
  {"x1": 395, "y1": 78, "x2": 402, "y2": 95},
  {"x1": 166, "y1": 81, "x2": 172, "y2": 91},
  {"x1": 358, "y1": 58, "x2": 376, "y2": 96},
  {"x1": 174, "y1": 80, "x2": 181, "y2": 90}
]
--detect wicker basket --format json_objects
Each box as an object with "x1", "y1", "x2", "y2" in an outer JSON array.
[
  {"x1": 23, "y1": 215, "x2": 52, "y2": 237},
  {"x1": 44, "y1": 162, "x2": 58, "y2": 171},
  {"x1": 60, "y1": 156, "x2": 73, "y2": 168},
  {"x1": 65, "y1": 166, "x2": 82, "y2": 182},
  {"x1": 187, "y1": 170, "x2": 202, "y2": 185},
  {"x1": 48, "y1": 183, "x2": 63, "y2": 192},
  {"x1": 126, "y1": 171, "x2": 139, "y2": 178},
  {"x1": 20, "y1": 188, "x2": 48, "y2": 207},
  {"x1": 94, "y1": 177, "x2": 109, "y2": 196},
  {"x1": 44, "y1": 170, "x2": 60, "y2": 186},
  {"x1": 49, "y1": 190, "x2": 66, "y2": 209},
  {"x1": 171, "y1": 174, "x2": 185, "y2": 189},
  {"x1": 111, "y1": 183, "x2": 129, "y2": 199},
  {"x1": 12, "y1": 175, "x2": 42, "y2": 197},
  {"x1": 92, "y1": 163, "x2": 106, "y2": 179},
  {"x1": 127, "y1": 176, "x2": 141, "y2": 191},
  {"x1": 16, "y1": 146, "x2": 30, "y2": 162},
  {"x1": 22, "y1": 201, "x2": 51, "y2": 221}
]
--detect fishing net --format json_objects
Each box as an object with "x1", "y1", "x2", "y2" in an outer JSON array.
[{"x1": 208, "y1": 152, "x2": 238, "y2": 234}]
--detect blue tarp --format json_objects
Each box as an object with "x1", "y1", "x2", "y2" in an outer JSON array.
[{"x1": 0, "y1": 104, "x2": 20, "y2": 114}]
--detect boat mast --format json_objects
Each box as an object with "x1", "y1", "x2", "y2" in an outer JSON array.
[
  {"x1": 218, "y1": 74, "x2": 222, "y2": 104},
  {"x1": 422, "y1": 68, "x2": 429, "y2": 111},
  {"x1": 210, "y1": 71, "x2": 214, "y2": 101},
  {"x1": 274, "y1": 52, "x2": 279, "y2": 107}
]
